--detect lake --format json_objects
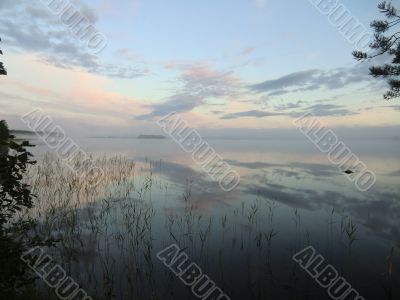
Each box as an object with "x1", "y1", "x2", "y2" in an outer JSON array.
[{"x1": 25, "y1": 135, "x2": 400, "y2": 299}]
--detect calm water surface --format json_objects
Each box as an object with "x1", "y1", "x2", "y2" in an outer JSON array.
[{"x1": 28, "y1": 136, "x2": 400, "y2": 299}]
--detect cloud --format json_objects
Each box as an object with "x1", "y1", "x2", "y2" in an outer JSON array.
[
  {"x1": 210, "y1": 110, "x2": 224, "y2": 115},
  {"x1": 0, "y1": 55, "x2": 150, "y2": 134},
  {"x1": 288, "y1": 163, "x2": 337, "y2": 177},
  {"x1": 40, "y1": 53, "x2": 147, "y2": 78},
  {"x1": 135, "y1": 94, "x2": 204, "y2": 120},
  {"x1": 274, "y1": 100, "x2": 303, "y2": 111},
  {"x1": 301, "y1": 104, "x2": 358, "y2": 117},
  {"x1": 135, "y1": 64, "x2": 242, "y2": 120},
  {"x1": 0, "y1": 0, "x2": 147, "y2": 78},
  {"x1": 179, "y1": 64, "x2": 241, "y2": 98},
  {"x1": 250, "y1": 70, "x2": 319, "y2": 92},
  {"x1": 221, "y1": 110, "x2": 284, "y2": 119},
  {"x1": 220, "y1": 103, "x2": 356, "y2": 120},
  {"x1": 249, "y1": 65, "x2": 372, "y2": 96},
  {"x1": 225, "y1": 160, "x2": 280, "y2": 169},
  {"x1": 271, "y1": 169, "x2": 302, "y2": 179}
]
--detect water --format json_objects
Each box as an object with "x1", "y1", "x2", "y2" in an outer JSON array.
[{"x1": 27, "y1": 136, "x2": 400, "y2": 299}]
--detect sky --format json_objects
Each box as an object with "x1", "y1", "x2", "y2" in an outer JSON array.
[{"x1": 1, "y1": 0, "x2": 400, "y2": 136}]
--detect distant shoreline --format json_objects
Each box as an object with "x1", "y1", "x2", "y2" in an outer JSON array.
[{"x1": 88, "y1": 135, "x2": 167, "y2": 140}]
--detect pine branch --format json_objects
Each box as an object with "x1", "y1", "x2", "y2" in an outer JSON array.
[{"x1": 354, "y1": 2, "x2": 400, "y2": 99}]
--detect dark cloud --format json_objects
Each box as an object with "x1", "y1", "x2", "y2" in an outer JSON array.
[
  {"x1": 221, "y1": 110, "x2": 284, "y2": 120},
  {"x1": 267, "y1": 90, "x2": 292, "y2": 96},
  {"x1": 220, "y1": 103, "x2": 357, "y2": 120},
  {"x1": 250, "y1": 70, "x2": 319, "y2": 93},
  {"x1": 274, "y1": 100, "x2": 303, "y2": 111},
  {"x1": 0, "y1": 0, "x2": 147, "y2": 78},
  {"x1": 271, "y1": 169, "x2": 302, "y2": 179},
  {"x1": 249, "y1": 65, "x2": 371, "y2": 96},
  {"x1": 135, "y1": 94, "x2": 203, "y2": 120},
  {"x1": 300, "y1": 104, "x2": 358, "y2": 117}
]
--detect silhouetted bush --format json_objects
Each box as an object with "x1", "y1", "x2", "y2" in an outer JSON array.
[{"x1": 0, "y1": 120, "x2": 56, "y2": 299}]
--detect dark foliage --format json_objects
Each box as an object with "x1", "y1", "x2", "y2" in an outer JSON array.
[
  {"x1": 353, "y1": 1, "x2": 400, "y2": 99},
  {"x1": 0, "y1": 120, "x2": 56, "y2": 299},
  {"x1": 0, "y1": 37, "x2": 6, "y2": 75}
]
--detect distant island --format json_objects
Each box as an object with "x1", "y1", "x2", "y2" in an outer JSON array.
[
  {"x1": 10, "y1": 129, "x2": 37, "y2": 135},
  {"x1": 138, "y1": 135, "x2": 166, "y2": 139},
  {"x1": 11, "y1": 130, "x2": 60, "y2": 137}
]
